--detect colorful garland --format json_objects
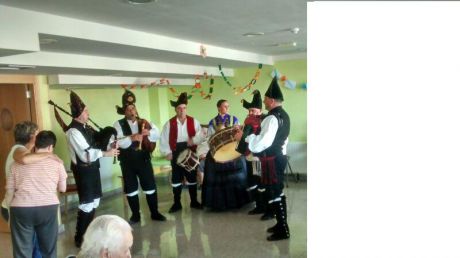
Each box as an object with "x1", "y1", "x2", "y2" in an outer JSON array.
[
  {"x1": 232, "y1": 64, "x2": 263, "y2": 95},
  {"x1": 218, "y1": 64, "x2": 233, "y2": 87},
  {"x1": 168, "y1": 72, "x2": 214, "y2": 100},
  {"x1": 120, "y1": 78, "x2": 170, "y2": 90}
]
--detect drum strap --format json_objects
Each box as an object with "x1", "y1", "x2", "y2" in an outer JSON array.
[{"x1": 259, "y1": 156, "x2": 278, "y2": 185}]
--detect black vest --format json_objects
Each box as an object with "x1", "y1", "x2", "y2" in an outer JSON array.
[
  {"x1": 255, "y1": 106, "x2": 290, "y2": 157},
  {"x1": 117, "y1": 118, "x2": 149, "y2": 160},
  {"x1": 69, "y1": 119, "x2": 100, "y2": 167}
]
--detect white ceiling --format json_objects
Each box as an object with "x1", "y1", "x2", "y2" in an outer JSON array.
[{"x1": 0, "y1": 0, "x2": 306, "y2": 83}]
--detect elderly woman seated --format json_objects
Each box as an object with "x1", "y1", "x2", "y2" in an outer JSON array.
[{"x1": 76, "y1": 215, "x2": 133, "y2": 258}]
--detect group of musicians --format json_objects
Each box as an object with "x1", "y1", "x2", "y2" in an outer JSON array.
[{"x1": 64, "y1": 77, "x2": 291, "y2": 248}]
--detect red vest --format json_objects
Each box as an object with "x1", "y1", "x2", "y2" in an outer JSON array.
[{"x1": 169, "y1": 115, "x2": 196, "y2": 151}]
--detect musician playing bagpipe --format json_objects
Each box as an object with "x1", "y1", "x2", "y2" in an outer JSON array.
[
  {"x1": 50, "y1": 91, "x2": 119, "y2": 248},
  {"x1": 113, "y1": 89, "x2": 166, "y2": 224},
  {"x1": 235, "y1": 90, "x2": 273, "y2": 219},
  {"x1": 235, "y1": 78, "x2": 291, "y2": 241}
]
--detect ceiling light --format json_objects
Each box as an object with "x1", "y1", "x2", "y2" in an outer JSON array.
[
  {"x1": 126, "y1": 0, "x2": 155, "y2": 5},
  {"x1": 39, "y1": 38, "x2": 58, "y2": 45},
  {"x1": 268, "y1": 42, "x2": 297, "y2": 48},
  {"x1": 0, "y1": 64, "x2": 36, "y2": 70},
  {"x1": 243, "y1": 32, "x2": 265, "y2": 37},
  {"x1": 290, "y1": 27, "x2": 300, "y2": 34}
]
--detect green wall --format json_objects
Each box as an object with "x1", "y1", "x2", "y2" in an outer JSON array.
[
  {"x1": 39, "y1": 58, "x2": 307, "y2": 190},
  {"x1": 163, "y1": 59, "x2": 307, "y2": 142}
]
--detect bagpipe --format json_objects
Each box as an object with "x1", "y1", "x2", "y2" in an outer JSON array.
[
  {"x1": 136, "y1": 118, "x2": 156, "y2": 153},
  {"x1": 48, "y1": 100, "x2": 117, "y2": 152},
  {"x1": 235, "y1": 114, "x2": 264, "y2": 155}
]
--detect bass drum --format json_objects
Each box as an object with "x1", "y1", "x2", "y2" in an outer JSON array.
[{"x1": 208, "y1": 127, "x2": 241, "y2": 163}]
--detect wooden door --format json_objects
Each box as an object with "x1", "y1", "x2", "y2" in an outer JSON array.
[{"x1": 0, "y1": 84, "x2": 34, "y2": 232}]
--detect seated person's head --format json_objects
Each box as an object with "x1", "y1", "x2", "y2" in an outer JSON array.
[
  {"x1": 77, "y1": 215, "x2": 133, "y2": 258},
  {"x1": 34, "y1": 131, "x2": 57, "y2": 152}
]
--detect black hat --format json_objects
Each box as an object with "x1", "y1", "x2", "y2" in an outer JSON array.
[
  {"x1": 116, "y1": 89, "x2": 136, "y2": 115},
  {"x1": 70, "y1": 91, "x2": 86, "y2": 118},
  {"x1": 170, "y1": 92, "x2": 188, "y2": 107},
  {"x1": 265, "y1": 77, "x2": 284, "y2": 101},
  {"x1": 242, "y1": 90, "x2": 262, "y2": 110}
]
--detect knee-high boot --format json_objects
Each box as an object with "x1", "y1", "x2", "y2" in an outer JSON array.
[
  {"x1": 260, "y1": 190, "x2": 274, "y2": 221},
  {"x1": 126, "y1": 195, "x2": 141, "y2": 224},
  {"x1": 267, "y1": 195, "x2": 287, "y2": 233},
  {"x1": 74, "y1": 209, "x2": 95, "y2": 248},
  {"x1": 188, "y1": 184, "x2": 203, "y2": 209},
  {"x1": 267, "y1": 200, "x2": 290, "y2": 241},
  {"x1": 248, "y1": 188, "x2": 265, "y2": 215},
  {"x1": 146, "y1": 192, "x2": 166, "y2": 221},
  {"x1": 168, "y1": 186, "x2": 183, "y2": 213}
]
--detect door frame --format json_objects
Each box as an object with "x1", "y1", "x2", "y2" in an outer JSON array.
[{"x1": 0, "y1": 75, "x2": 43, "y2": 127}]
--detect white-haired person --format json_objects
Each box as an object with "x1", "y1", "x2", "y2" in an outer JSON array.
[{"x1": 76, "y1": 215, "x2": 133, "y2": 258}]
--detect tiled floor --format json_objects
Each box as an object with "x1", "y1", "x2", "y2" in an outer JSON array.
[{"x1": 0, "y1": 175, "x2": 306, "y2": 258}]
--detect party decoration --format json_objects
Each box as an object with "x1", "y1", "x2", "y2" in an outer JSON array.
[
  {"x1": 218, "y1": 64, "x2": 233, "y2": 87},
  {"x1": 300, "y1": 82, "x2": 307, "y2": 90},
  {"x1": 200, "y1": 45, "x2": 207, "y2": 58},
  {"x1": 271, "y1": 69, "x2": 297, "y2": 90},
  {"x1": 233, "y1": 64, "x2": 263, "y2": 95},
  {"x1": 168, "y1": 72, "x2": 214, "y2": 101}
]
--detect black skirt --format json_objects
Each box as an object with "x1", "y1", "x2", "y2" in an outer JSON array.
[
  {"x1": 71, "y1": 163, "x2": 102, "y2": 204},
  {"x1": 201, "y1": 153, "x2": 250, "y2": 210}
]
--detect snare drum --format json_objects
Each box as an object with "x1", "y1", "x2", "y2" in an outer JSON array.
[
  {"x1": 208, "y1": 127, "x2": 241, "y2": 163},
  {"x1": 177, "y1": 149, "x2": 200, "y2": 172}
]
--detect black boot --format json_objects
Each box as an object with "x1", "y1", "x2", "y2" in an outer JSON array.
[
  {"x1": 126, "y1": 195, "x2": 141, "y2": 224},
  {"x1": 146, "y1": 192, "x2": 166, "y2": 221},
  {"x1": 267, "y1": 195, "x2": 286, "y2": 233},
  {"x1": 188, "y1": 184, "x2": 203, "y2": 209},
  {"x1": 260, "y1": 191, "x2": 274, "y2": 220},
  {"x1": 248, "y1": 188, "x2": 265, "y2": 215},
  {"x1": 74, "y1": 209, "x2": 95, "y2": 248},
  {"x1": 168, "y1": 186, "x2": 183, "y2": 213},
  {"x1": 267, "y1": 200, "x2": 290, "y2": 241}
]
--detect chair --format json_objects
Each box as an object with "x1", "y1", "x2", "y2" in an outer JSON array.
[
  {"x1": 61, "y1": 171, "x2": 78, "y2": 217},
  {"x1": 284, "y1": 156, "x2": 299, "y2": 188}
]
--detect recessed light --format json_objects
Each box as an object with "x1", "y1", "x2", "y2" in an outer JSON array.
[
  {"x1": 0, "y1": 64, "x2": 36, "y2": 70},
  {"x1": 39, "y1": 38, "x2": 58, "y2": 45},
  {"x1": 243, "y1": 32, "x2": 265, "y2": 37},
  {"x1": 290, "y1": 27, "x2": 300, "y2": 34},
  {"x1": 126, "y1": 0, "x2": 155, "y2": 5}
]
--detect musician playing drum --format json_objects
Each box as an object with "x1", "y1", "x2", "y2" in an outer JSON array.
[
  {"x1": 65, "y1": 91, "x2": 119, "y2": 248},
  {"x1": 159, "y1": 92, "x2": 204, "y2": 213},
  {"x1": 236, "y1": 90, "x2": 272, "y2": 219},
  {"x1": 113, "y1": 90, "x2": 166, "y2": 224},
  {"x1": 201, "y1": 99, "x2": 250, "y2": 211}
]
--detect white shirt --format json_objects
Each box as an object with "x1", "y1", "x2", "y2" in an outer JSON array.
[
  {"x1": 66, "y1": 127, "x2": 103, "y2": 164},
  {"x1": 113, "y1": 119, "x2": 160, "y2": 149},
  {"x1": 159, "y1": 117, "x2": 203, "y2": 156},
  {"x1": 1, "y1": 144, "x2": 26, "y2": 208},
  {"x1": 245, "y1": 114, "x2": 288, "y2": 154}
]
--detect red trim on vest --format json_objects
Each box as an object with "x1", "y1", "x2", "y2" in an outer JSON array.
[{"x1": 169, "y1": 116, "x2": 196, "y2": 151}]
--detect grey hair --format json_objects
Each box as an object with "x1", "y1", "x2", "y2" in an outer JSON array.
[
  {"x1": 14, "y1": 121, "x2": 38, "y2": 145},
  {"x1": 77, "y1": 215, "x2": 132, "y2": 258}
]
